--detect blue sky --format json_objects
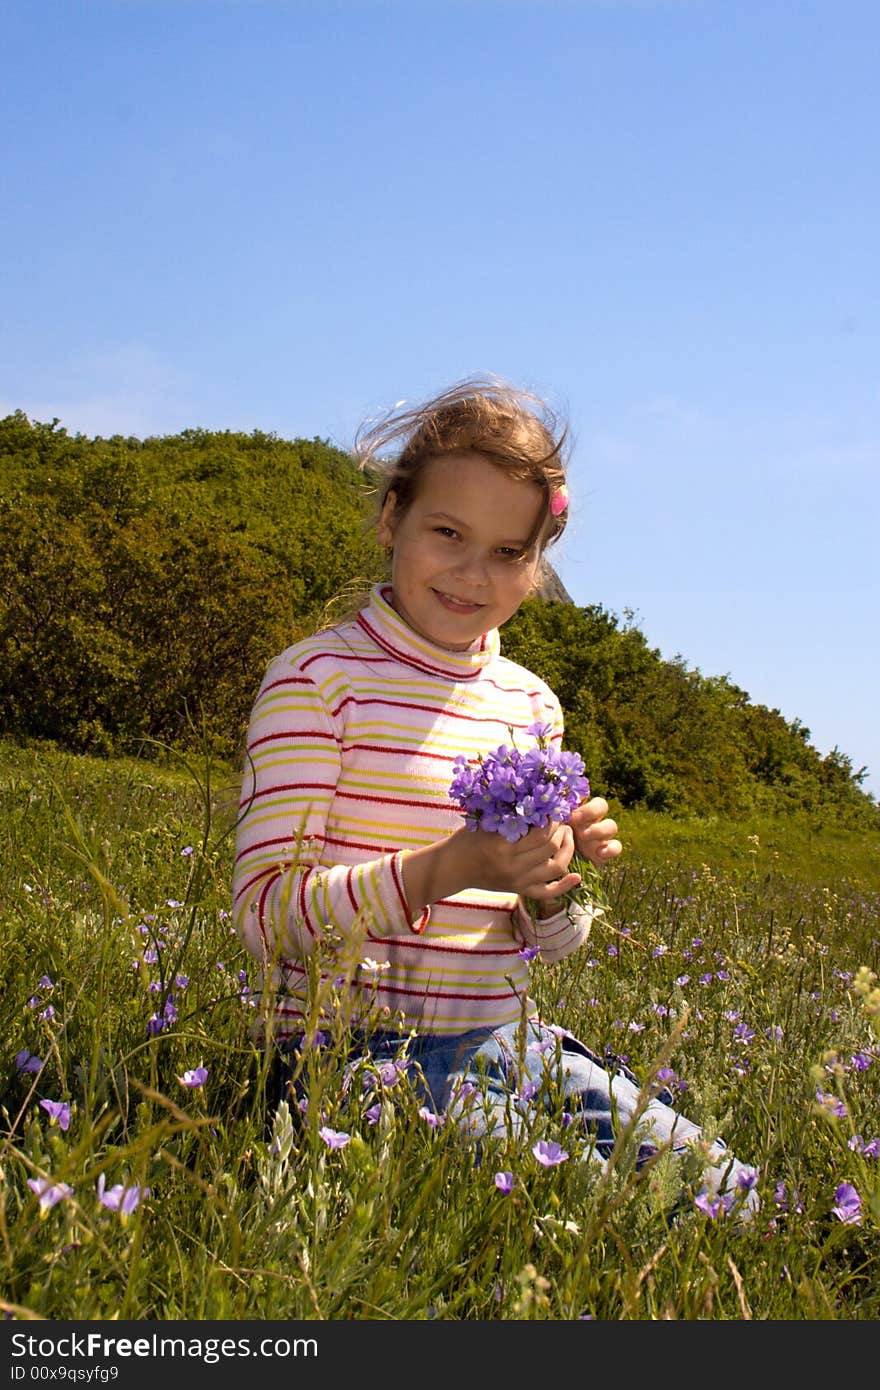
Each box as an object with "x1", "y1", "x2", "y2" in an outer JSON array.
[{"x1": 3, "y1": 0, "x2": 878, "y2": 801}]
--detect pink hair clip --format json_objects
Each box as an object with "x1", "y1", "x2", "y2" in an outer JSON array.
[{"x1": 550, "y1": 483, "x2": 569, "y2": 517}]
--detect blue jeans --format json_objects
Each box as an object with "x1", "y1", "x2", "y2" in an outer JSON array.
[{"x1": 271, "y1": 1017, "x2": 756, "y2": 1207}]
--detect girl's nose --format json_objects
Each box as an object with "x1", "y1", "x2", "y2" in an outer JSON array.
[{"x1": 451, "y1": 549, "x2": 490, "y2": 585}]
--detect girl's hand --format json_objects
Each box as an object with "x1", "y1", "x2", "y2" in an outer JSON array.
[
  {"x1": 569, "y1": 797, "x2": 622, "y2": 867},
  {"x1": 449, "y1": 821, "x2": 582, "y2": 902}
]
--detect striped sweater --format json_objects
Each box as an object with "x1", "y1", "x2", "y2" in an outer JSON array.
[{"x1": 232, "y1": 583, "x2": 595, "y2": 1038}]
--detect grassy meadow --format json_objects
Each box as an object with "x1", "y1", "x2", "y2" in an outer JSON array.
[{"x1": 1, "y1": 737, "x2": 879, "y2": 1321}]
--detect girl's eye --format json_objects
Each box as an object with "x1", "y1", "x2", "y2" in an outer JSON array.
[
  {"x1": 435, "y1": 526, "x2": 459, "y2": 539},
  {"x1": 496, "y1": 547, "x2": 524, "y2": 560}
]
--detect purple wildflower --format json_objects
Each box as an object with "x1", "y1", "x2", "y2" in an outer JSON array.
[
  {"x1": 364, "y1": 1102, "x2": 382, "y2": 1126},
  {"x1": 377, "y1": 1061, "x2": 404, "y2": 1088},
  {"x1": 178, "y1": 1066, "x2": 208, "y2": 1089},
  {"x1": 28, "y1": 1178, "x2": 74, "y2": 1212},
  {"x1": 494, "y1": 1171, "x2": 514, "y2": 1194},
  {"x1": 532, "y1": 1140, "x2": 569, "y2": 1167},
  {"x1": 15, "y1": 1049, "x2": 44, "y2": 1075},
  {"x1": 39, "y1": 1099, "x2": 71, "y2": 1131},
  {"x1": 418, "y1": 1106, "x2": 446, "y2": 1129},
  {"x1": 449, "y1": 741, "x2": 589, "y2": 843},
  {"x1": 97, "y1": 1174, "x2": 149, "y2": 1216},
  {"x1": 831, "y1": 1182, "x2": 862, "y2": 1226},
  {"x1": 694, "y1": 1188, "x2": 727, "y2": 1219},
  {"x1": 815, "y1": 1089, "x2": 848, "y2": 1119},
  {"x1": 318, "y1": 1126, "x2": 351, "y2": 1150},
  {"x1": 518, "y1": 945, "x2": 540, "y2": 963}
]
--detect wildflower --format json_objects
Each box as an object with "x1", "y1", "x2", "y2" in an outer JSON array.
[
  {"x1": 850, "y1": 1052, "x2": 872, "y2": 1071},
  {"x1": 675, "y1": 974, "x2": 690, "y2": 988},
  {"x1": 377, "y1": 1061, "x2": 404, "y2": 1088},
  {"x1": 146, "y1": 1013, "x2": 166, "y2": 1037},
  {"x1": 178, "y1": 1066, "x2": 208, "y2": 1089},
  {"x1": 814, "y1": 1089, "x2": 848, "y2": 1119},
  {"x1": 449, "y1": 739, "x2": 589, "y2": 843},
  {"x1": 766, "y1": 1025, "x2": 784, "y2": 1042},
  {"x1": 532, "y1": 1140, "x2": 568, "y2": 1167},
  {"x1": 360, "y1": 957, "x2": 391, "y2": 978},
  {"x1": 364, "y1": 1102, "x2": 382, "y2": 1126},
  {"x1": 166, "y1": 899, "x2": 183, "y2": 909},
  {"x1": 97, "y1": 1174, "x2": 149, "y2": 1217},
  {"x1": 38, "y1": 1005, "x2": 55, "y2": 1022},
  {"x1": 15, "y1": 1049, "x2": 44, "y2": 1075},
  {"x1": 28, "y1": 1178, "x2": 74, "y2": 1212},
  {"x1": 694, "y1": 1188, "x2": 729, "y2": 1219},
  {"x1": 39, "y1": 1099, "x2": 71, "y2": 1131},
  {"x1": 831, "y1": 1182, "x2": 862, "y2": 1226},
  {"x1": 419, "y1": 1106, "x2": 445, "y2": 1129},
  {"x1": 37, "y1": 975, "x2": 54, "y2": 991},
  {"x1": 849, "y1": 1135, "x2": 880, "y2": 1158},
  {"x1": 519, "y1": 945, "x2": 540, "y2": 963},
  {"x1": 318, "y1": 1126, "x2": 351, "y2": 1150},
  {"x1": 495, "y1": 1171, "x2": 514, "y2": 1194},
  {"x1": 181, "y1": 846, "x2": 194, "y2": 857},
  {"x1": 736, "y1": 1166, "x2": 760, "y2": 1194},
  {"x1": 517, "y1": 1080, "x2": 539, "y2": 1105}
]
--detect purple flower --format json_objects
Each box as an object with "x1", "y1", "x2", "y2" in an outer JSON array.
[
  {"x1": 418, "y1": 1106, "x2": 446, "y2": 1129},
  {"x1": 494, "y1": 1170, "x2": 514, "y2": 1194},
  {"x1": 532, "y1": 1140, "x2": 569, "y2": 1167},
  {"x1": 39, "y1": 1099, "x2": 71, "y2": 1131},
  {"x1": 15, "y1": 1049, "x2": 44, "y2": 1075},
  {"x1": 178, "y1": 1066, "x2": 208, "y2": 1089},
  {"x1": 97, "y1": 1174, "x2": 149, "y2": 1216},
  {"x1": 318, "y1": 1126, "x2": 351, "y2": 1150},
  {"x1": 815, "y1": 1089, "x2": 848, "y2": 1119},
  {"x1": 364, "y1": 1102, "x2": 382, "y2": 1126},
  {"x1": 518, "y1": 945, "x2": 540, "y2": 963},
  {"x1": 694, "y1": 1188, "x2": 727, "y2": 1219},
  {"x1": 736, "y1": 1165, "x2": 760, "y2": 1193},
  {"x1": 28, "y1": 1178, "x2": 74, "y2": 1212},
  {"x1": 449, "y1": 741, "x2": 589, "y2": 843},
  {"x1": 377, "y1": 1061, "x2": 404, "y2": 1088},
  {"x1": 831, "y1": 1182, "x2": 862, "y2": 1226}
]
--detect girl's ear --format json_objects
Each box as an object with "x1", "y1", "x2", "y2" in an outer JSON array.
[{"x1": 377, "y1": 489, "x2": 398, "y2": 548}]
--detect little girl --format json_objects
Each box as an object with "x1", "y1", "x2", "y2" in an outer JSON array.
[{"x1": 233, "y1": 377, "x2": 755, "y2": 1208}]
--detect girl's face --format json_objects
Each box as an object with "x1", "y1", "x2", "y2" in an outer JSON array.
[{"x1": 377, "y1": 451, "x2": 546, "y2": 651}]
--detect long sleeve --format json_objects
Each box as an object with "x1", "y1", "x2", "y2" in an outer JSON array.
[
  {"x1": 232, "y1": 652, "x2": 428, "y2": 972},
  {"x1": 511, "y1": 897, "x2": 597, "y2": 963}
]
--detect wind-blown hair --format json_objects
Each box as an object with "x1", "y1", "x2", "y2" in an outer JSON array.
[{"x1": 355, "y1": 375, "x2": 571, "y2": 554}]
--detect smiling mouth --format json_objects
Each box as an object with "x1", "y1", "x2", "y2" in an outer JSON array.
[{"x1": 434, "y1": 589, "x2": 484, "y2": 611}]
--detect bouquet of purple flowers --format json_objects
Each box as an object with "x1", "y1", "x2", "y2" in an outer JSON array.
[{"x1": 449, "y1": 722, "x2": 607, "y2": 920}]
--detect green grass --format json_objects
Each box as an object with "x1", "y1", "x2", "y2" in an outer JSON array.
[{"x1": 1, "y1": 738, "x2": 879, "y2": 1320}]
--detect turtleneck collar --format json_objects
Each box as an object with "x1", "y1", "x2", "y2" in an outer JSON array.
[{"x1": 356, "y1": 584, "x2": 500, "y2": 681}]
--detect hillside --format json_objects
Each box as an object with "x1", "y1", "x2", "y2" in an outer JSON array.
[{"x1": 1, "y1": 410, "x2": 876, "y2": 825}]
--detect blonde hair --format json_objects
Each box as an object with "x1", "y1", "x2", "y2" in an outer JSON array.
[{"x1": 355, "y1": 375, "x2": 570, "y2": 556}]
